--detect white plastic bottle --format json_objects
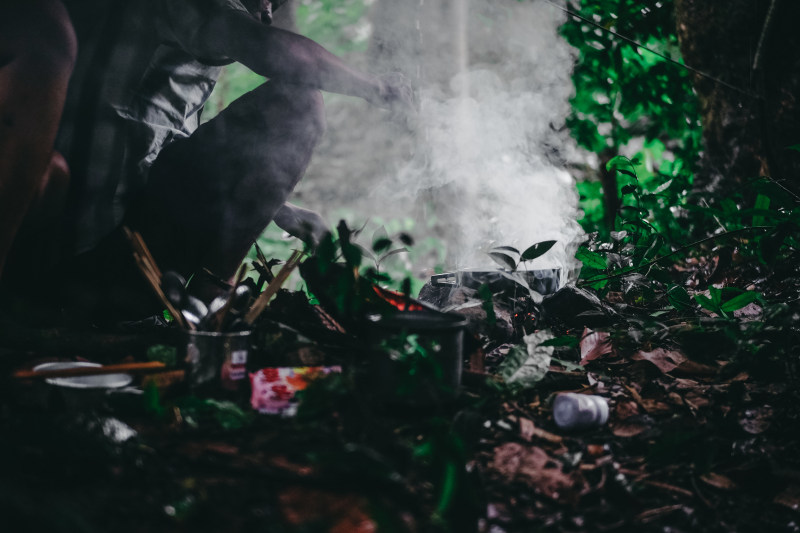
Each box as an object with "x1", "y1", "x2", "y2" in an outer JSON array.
[{"x1": 553, "y1": 393, "x2": 609, "y2": 430}]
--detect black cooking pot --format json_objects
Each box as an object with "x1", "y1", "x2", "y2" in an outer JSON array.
[
  {"x1": 430, "y1": 268, "x2": 560, "y2": 295},
  {"x1": 364, "y1": 310, "x2": 468, "y2": 405}
]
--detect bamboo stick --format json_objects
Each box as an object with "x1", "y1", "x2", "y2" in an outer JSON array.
[
  {"x1": 14, "y1": 361, "x2": 167, "y2": 380},
  {"x1": 213, "y1": 263, "x2": 248, "y2": 332},
  {"x1": 244, "y1": 250, "x2": 304, "y2": 325},
  {"x1": 123, "y1": 226, "x2": 191, "y2": 330}
]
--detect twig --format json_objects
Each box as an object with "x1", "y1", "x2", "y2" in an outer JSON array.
[
  {"x1": 578, "y1": 226, "x2": 775, "y2": 286},
  {"x1": 244, "y1": 250, "x2": 304, "y2": 325},
  {"x1": 14, "y1": 361, "x2": 166, "y2": 380}
]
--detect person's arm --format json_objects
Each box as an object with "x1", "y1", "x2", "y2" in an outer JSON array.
[
  {"x1": 272, "y1": 202, "x2": 330, "y2": 248},
  {"x1": 185, "y1": 10, "x2": 414, "y2": 110}
]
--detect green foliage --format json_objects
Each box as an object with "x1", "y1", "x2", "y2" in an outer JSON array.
[
  {"x1": 174, "y1": 397, "x2": 253, "y2": 431},
  {"x1": 694, "y1": 288, "x2": 762, "y2": 319},
  {"x1": 296, "y1": 0, "x2": 372, "y2": 56},
  {"x1": 561, "y1": 0, "x2": 701, "y2": 233}
]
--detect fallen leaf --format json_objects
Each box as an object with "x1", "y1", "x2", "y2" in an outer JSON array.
[
  {"x1": 492, "y1": 443, "x2": 579, "y2": 500},
  {"x1": 739, "y1": 405, "x2": 773, "y2": 434},
  {"x1": 586, "y1": 444, "x2": 605, "y2": 457},
  {"x1": 518, "y1": 417, "x2": 563, "y2": 444},
  {"x1": 279, "y1": 486, "x2": 376, "y2": 532},
  {"x1": 674, "y1": 359, "x2": 719, "y2": 376},
  {"x1": 634, "y1": 504, "x2": 683, "y2": 524},
  {"x1": 643, "y1": 480, "x2": 694, "y2": 498},
  {"x1": 733, "y1": 302, "x2": 762, "y2": 319},
  {"x1": 700, "y1": 472, "x2": 738, "y2": 491},
  {"x1": 615, "y1": 400, "x2": 640, "y2": 420},
  {"x1": 580, "y1": 328, "x2": 615, "y2": 365},
  {"x1": 610, "y1": 419, "x2": 648, "y2": 438},
  {"x1": 630, "y1": 348, "x2": 687, "y2": 374}
]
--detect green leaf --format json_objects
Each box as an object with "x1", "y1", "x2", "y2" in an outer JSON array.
[
  {"x1": 376, "y1": 247, "x2": 408, "y2": 266},
  {"x1": 372, "y1": 237, "x2": 393, "y2": 254},
  {"x1": 667, "y1": 285, "x2": 692, "y2": 311},
  {"x1": 710, "y1": 286, "x2": 725, "y2": 307},
  {"x1": 720, "y1": 291, "x2": 761, "y2": 312},
  {"x1": 492, "y1": 245, "x2": 521, "y2": 256},
  {"x1": 576, "y1": 247, "x2": 607, "y2": 270},
  {"x1": 399, "y1": 233, "x2": 414, "y2": 246},
  {"x1": 787, "y1": 144, "x2": 800, "y2": 153},
  {"x1": 488, "y1": 252, "x2": 517, "y2": 271},
  {"x1": 753, "y1": 194, "x2": 770, "y2": 227},
  {"x1": 341, "y1": 241, "x2": 363, "y2": 268},
  {"x1": 606, "y1": 155, "x2": 634, "y2": 173},
  {"x1": 621, "y1": 184, "x2": 638, "y2": 196},
  {"x1": 539, "y1": 335, "x2": 580, "y2": 348},
  {"x1": 478, "y1": 283, "x2": 497, "y2": 327},
  {"x1": 694, "y1": 294, "x2": 718, "y2": 313},
  {"x1": 520, "y1": 240, "x2": 557, "y2": 261}
]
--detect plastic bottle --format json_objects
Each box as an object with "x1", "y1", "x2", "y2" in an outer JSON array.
[{"x1": 553, "y1": 393, "x2": 609, "y2": 430}]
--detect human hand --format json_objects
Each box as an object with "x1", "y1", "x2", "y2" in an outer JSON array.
[
  {"x1": 371, "y1": 72, "x2": 417, "y2": 113},
  {"x1": 273, "y1": 203, "x2": 330, "y2": 250}
]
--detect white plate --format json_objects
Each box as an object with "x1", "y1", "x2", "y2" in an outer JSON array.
[{"x1": 33, "y1": 362, "x2": 133, "y2": 389}]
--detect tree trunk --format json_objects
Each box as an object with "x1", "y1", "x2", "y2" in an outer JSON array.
[{"x1": 674, "y1": 0, "x2": 800, "y2": 196}]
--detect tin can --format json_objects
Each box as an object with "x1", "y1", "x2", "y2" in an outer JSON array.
[
  {"x1": 183, "y1": 330, "x2": 252, "y2": 392},
  {"x1": 553, "y1": 393, "x2": 609, "y2": 430}
]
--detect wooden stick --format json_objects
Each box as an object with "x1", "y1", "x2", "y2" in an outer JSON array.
[
  {"x1": 123, "y1": 227, "x2": 191, "y2": 330},
  {"x1": 14, "y1": 361, "x2": 167, "y2": 380},
  {"x1": 213, "y1": 263, "x2": 248, "y2": 332},
  {"x1": 244, "y1": 250, "x2": 304, "y2": 325}
]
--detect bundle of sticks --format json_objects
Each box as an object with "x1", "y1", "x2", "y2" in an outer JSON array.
[{"x1": 123, "y1": 227, "x2": 304, "y2": 331}]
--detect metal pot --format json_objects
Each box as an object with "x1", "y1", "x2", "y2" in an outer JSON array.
[{"x1": 365, "y1": 310, "x2": 468, "y2": 405}]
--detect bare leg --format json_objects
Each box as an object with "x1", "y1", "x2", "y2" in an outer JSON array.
[
  {"x1": 0, "y1": 1, "x2": 76, "y2": 280},
  {"x1": 126, "y1": 81, "x2": 325, "y2": 282}
]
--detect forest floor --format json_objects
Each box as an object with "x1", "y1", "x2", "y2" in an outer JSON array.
[{"x1": 1, "y1": 236, "x2": 799, "y2": 533}]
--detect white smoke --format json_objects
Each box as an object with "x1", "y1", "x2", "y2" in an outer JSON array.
[
  {"x1": 298, "y1": 0, "x2": 583, "y2": 283},
  {"x1": 375, "y1": 0, "x2": 582, "y2": 278}
]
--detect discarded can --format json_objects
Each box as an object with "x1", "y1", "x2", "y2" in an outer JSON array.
[{"x1": 553, "y1": 393, "x2": 609, "y2": 430}]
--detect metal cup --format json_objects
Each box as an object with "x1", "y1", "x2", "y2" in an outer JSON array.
[{"x1": 183, "y1": 330, "x2": 252, "y2": 391}]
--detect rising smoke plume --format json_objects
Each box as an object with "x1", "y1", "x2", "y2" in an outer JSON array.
[{"x1": 298, "y1": 0, "x2": 583, "y2": 283}]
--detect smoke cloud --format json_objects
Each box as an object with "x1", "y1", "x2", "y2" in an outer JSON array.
[{"x1": 298, "y1": 0, "x2": 583, "y2": 283}]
